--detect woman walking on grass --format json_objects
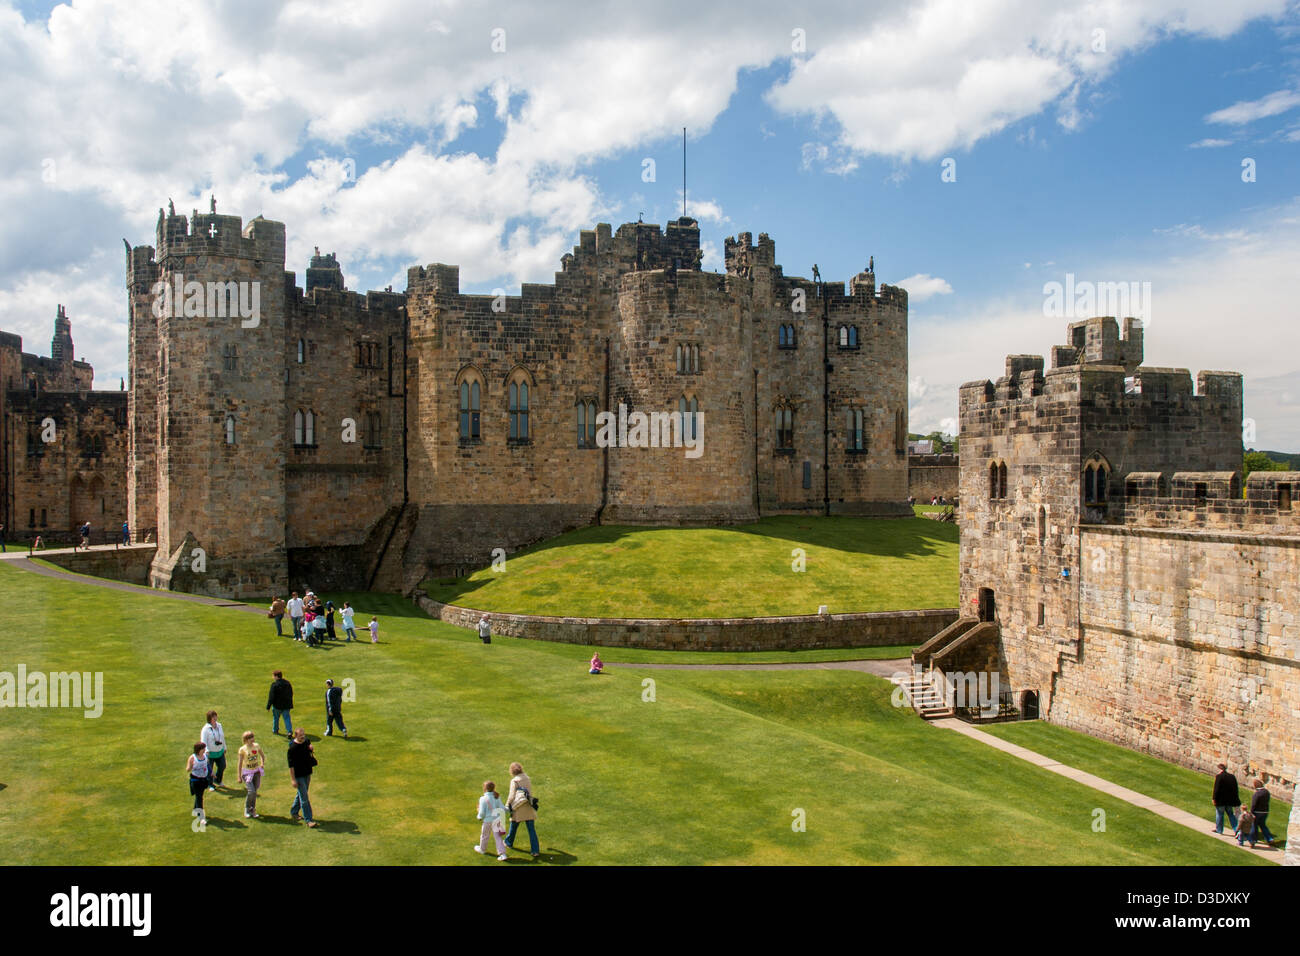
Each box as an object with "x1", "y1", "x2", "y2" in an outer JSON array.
[
  {"x1": 341, "y1": 602, "x2": 357, "y2": 642},
  {"x1": 237, "y1": 730, "x2": 265, "y2": 818},
  {"x1": 186, "y1": 743, "x2": 209, "y2": 822},
  {"x1": 200, "y1": 710, "x2": 227, "y2": 791},
  {"x1": 504, "y1": 762, "x2": 540, "y2": 858}
]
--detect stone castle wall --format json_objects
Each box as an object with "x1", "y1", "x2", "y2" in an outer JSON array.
[
  {"x1": 124, "y1": 209, "x2": 912, "y2": 596},
  {"x1": 145, "y1": 209, "x2": 289, "y2": 598},
  {"x1": 2, "y1": 315, "x2": 129, "y2": 541},
  {"x1": 908, "y1": 453, "x2": 958, "y2": 502},
  {"x1": 1051, "y1": 521, "x2": 1300, "y2": 792},
  {"x1": 418, "y1": 595, "x2": 958, "y2": 651},
  {"x1": 956, "y1": 316, "x2": 1299, "y2": 801}
]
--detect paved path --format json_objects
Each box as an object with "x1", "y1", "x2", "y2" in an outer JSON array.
[
  {"x1": 932, "y1": 718, "x2": 1280, "y2": 862},
  {"x1": 613, "y1": 658, "x2": 907, "y2": 678},
  {"x1": 1, "y1": 549, "x2": 260, "y2": 611}
]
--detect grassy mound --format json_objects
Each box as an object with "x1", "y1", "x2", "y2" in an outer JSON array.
[{"x1": 423, "y1": 516, "x2": 959, "y2": 618}]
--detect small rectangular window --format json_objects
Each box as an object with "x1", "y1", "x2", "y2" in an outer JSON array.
[
  {"x1": 802, "y1": 461, "x2": 812, "y2": 489},
  {"x1": 1194, "y1": 482, "x2": 1208, "y2": 506},
  {"x1": 1276, "y1": 483, "x2": 1291, "y2": 511},
  {"x1": 1037, "y1": 604, "x2": 1045, "y2": 627}
]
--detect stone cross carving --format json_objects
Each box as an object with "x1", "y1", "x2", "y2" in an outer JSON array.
[{"x1": 208, "y1": 222, "x2": 218, "y2": 239}]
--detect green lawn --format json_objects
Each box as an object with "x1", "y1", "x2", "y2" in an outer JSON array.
[
  {"x1": 422, "y1": 516, "x2": 959, "y2": 618},
  {"x1": 980, "y1": 720, "x2": 1291, "y2": 829},
  {"x1": 0, "y1": 562, "x2": 1268, "y2": 865}
]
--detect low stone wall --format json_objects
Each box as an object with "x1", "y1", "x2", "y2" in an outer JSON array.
[
  {"x1": 909, "y1": 456, "x2": 959, "y2": 503},
  {"x1": 415, "y1": 596, "x2": 958, "y2": 651},
  {"x1": 39, "y1": 544, "x2": 157, "y2": 585}
]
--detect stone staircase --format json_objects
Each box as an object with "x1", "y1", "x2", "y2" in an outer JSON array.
[{"x1": 894, "y1": 669, "x2": 956, "y2": 720}]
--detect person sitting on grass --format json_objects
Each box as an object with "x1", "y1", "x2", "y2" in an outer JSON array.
[
  {"x1": 589, "y1": 652, "x2": 603, "y2": 675},
  {"x1": 1235, "y1": 805, "x2": 1256, "y2": 847}
]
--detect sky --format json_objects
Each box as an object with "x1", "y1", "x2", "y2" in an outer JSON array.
[{"x1": 2, "y1": 0, "x2": 1298, "y2": 448}]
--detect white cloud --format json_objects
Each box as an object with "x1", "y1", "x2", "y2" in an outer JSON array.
[
  {"x1": 1205, "y1": 88, "x2": 1300, "y2": 124},
  {"x1": 768, "y1": 0, "x2": 1289, "y2": 161},
  {"x1": 0, "y1": 0, "x2": 1291, "y2": 408},
  {"x1": 1189, "y1": 137, "x2": 1233, "y2": 147},
  {"x1": 680, "y1": 196, "x2": 729, "y2": 225},
  {"x1": 897, "y1": 273, "x2": 954, "y2": 303},
  {"x1": 909, "y1": 201, "x2": 1300, "y2": 448}
]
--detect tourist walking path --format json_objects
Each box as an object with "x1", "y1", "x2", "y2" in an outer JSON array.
[
  {"x1": 3, "y1": 553, "x2": 1280, "y2": 860},
  {"x1": 0, "y1": 547, "x2": 260, "y2": 612},
  {"x1": 932, "y1": 718, "x2": 1279, "y2": 861},
  {"x1": 612, "y1": 658, "x2": 904, "y2": 678}
]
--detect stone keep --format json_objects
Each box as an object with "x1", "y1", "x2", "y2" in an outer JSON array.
[
  {"x1": 957, "y1": 316, "x2": 1298, "y2": 807},
  {"x1": 128, "y1": 210, "x2": 910, "y2": 597}
]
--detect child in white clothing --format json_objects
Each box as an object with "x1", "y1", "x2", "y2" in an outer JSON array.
[
  {"x1": 475, "y1": 781, "x2": 508, "y2": 860},
  {"x1": 369, "y1": 616, "x2": 379, "y2": 643}
]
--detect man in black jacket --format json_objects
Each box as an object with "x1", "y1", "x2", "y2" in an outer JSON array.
[
  {"x1": 266, "y1": 670, "x2": 294, "y2": 736},
  {"x1": 1212, "y1": 763, "x2": 1240, "y2": 834},
  {"x1": 1250, "y1": 779, "x2": 1275, "y2": 845},
  {"x1": 324, "y1": 678, "x2": 348, "y2": 738},
  {"x1": 287, "y1": 727, "x2": 319, "y2": 827}
]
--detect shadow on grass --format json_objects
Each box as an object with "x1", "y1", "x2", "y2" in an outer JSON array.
[
  {"x1": 202, "y1": 817, "x2": 247, "y2": 831},
  {"x1": 253, "y1": 814, "x2": 298, "y2": 826},
  {"x1": 540, "y1": 847, "x2": 577, "y2": 865},
  {"x1": 314, "y1": 819, "x2": 360, "y2": 834}
]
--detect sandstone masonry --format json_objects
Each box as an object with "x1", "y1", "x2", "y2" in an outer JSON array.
[{"x1": 125, "y1": 207, "x2": 911, "y2": 598}]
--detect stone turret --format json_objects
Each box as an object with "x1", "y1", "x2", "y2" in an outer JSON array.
[{"x1": 50, "y1": 304, "x2": 73, "y2": 364}]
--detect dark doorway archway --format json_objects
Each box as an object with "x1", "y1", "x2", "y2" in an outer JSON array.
[
  {"x1": 978, "y1": 588, "x2": 996, "y2": 623},
  {"x1": 1021, "y1": 690, "x2": 1039, "y2": 720}
]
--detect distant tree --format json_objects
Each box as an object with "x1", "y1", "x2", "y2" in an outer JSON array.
[{"x1": 1243, "y1": 451, "x2": 1286, "y2": 484}]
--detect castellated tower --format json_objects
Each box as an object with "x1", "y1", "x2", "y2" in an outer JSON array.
[
  {"x1": 130, "y1": 207, "x2": 910, "y2": 596},
  {"x1": 129, "y1": 205, "x2": 289, "y2": 598},
  {"x1": 927, "y1": 316, "x2": 1298, "y2": 798}
]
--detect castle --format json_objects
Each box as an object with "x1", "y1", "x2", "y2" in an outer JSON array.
[
  {"x1": 912, "y1": 316, "x2": 1299, "y2": 800},
  {"x1": 119, "y1": 203, "x2": 910, "y2": 598},
  {"x1": 1, "y1": 306, "x2": 128, "y2": 540}
]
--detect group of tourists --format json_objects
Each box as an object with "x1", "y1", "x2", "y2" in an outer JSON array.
[
  {"x1": 186, "y1": 668, "x2": 543, "y2": 856},
  {"x1": 1211, "y1": 764, "x2": 1278, "y2": 848},
  {"x1": 267, "y1": 589, "x2": 377, "y2": 646},
  {"x1": 185, "y1": 671, "x2": 351, "y2": 827},
  {"x1": 185, "y1": 709, "x2": 276, "y2": 823}
]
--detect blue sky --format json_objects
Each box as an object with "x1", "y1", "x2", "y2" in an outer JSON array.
[{"x1": 1, "y1": 0, "x2": 1297, "y2": 445}]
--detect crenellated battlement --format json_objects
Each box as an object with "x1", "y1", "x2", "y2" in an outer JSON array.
[
  {"x1": 960, "y1": 321, "x2": 1242, "y2": 417},
  {"x1": 1053, "y1": 316, "x2": 1144, "y2": 370},
  {"x1": 1104, "y1": 470, "x2": 1300, "y2": 533},
  {"x1": 150, "y1": 203, "x2": 286, "y2": 267}
]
